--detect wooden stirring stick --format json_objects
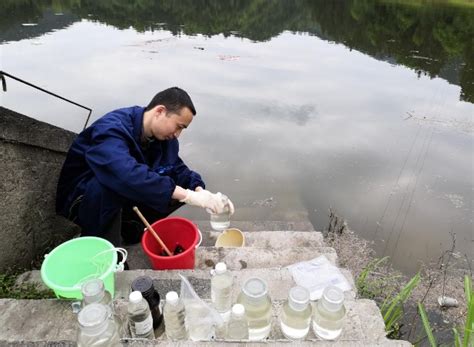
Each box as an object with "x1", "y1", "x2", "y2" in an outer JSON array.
[{"x1": 133, "y1": 206, "x2": 172, "y2": 257}]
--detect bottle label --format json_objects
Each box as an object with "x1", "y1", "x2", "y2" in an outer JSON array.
[{"x1": 135, "y1": 314, "x2": 153, "y2": 335}]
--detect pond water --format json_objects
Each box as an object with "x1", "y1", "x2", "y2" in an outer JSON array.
[{"x1": 1, "y1": 1, "x2": 472, "y2": 273}]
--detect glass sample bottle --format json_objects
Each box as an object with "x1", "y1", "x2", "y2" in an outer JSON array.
[
  {"x1": 81, "y1": 278, "x2": 112, "y2": 308},
  {"x1": 211, "y1": 262, "x2": 233, "y2": 313},
  {"x1": 208, "y1": 194, "x2": 231, "y2": 230},
  {"x1": 127, "y1": 291, "x2": 155, "y2": 339},
  {"x1": 227, "y1": 303, "x2": 249, "y2": 340},
  {"x1": 77, "y1": 303, "x2": 120, "y2": 347},
  {"x1": 131, "y1": 276, "x2": 163, "y2": 336},
  {"x1": 280, "y1": 286, "x2": 312, "y2": 340},
  {"x1": 236, "y1": 277, "x2": 272, "y2": 341},
  {"x1": 312, "y1": 286, "x2": 346, "y2": 340},
  {"x1": 163, "y1": 291, "x2": 187, "y2": 340}
]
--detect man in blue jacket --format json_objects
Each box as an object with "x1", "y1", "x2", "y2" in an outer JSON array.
[{"x1": 56, "y1": 87, "x2": 233, "y2": 247}]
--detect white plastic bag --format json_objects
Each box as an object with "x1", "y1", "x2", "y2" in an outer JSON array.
[{"x1": 179, "y1": 274, "x2": 223, "y2": 341}]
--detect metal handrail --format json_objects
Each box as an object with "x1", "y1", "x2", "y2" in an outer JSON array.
[{"x1": 0, "y1": 70, "x2": 92, "y2": 130}]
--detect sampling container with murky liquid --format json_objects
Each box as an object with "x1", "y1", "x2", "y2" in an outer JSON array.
[
  {"x1": 312, "y1": 286, "x2": 346, "y2": 340},
  {"x1": 236, "y1": 277, "x2": 272, "y2": 341},
  {"x1": 279, "y1": 286, "x2": 312, "y2": 340}
]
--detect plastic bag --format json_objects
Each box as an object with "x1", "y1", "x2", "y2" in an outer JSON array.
[{"x1": 179, "y1": 274, "x2": 223, "y2": 341}]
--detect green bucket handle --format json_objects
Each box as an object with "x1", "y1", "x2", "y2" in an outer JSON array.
[{"x1": 65, "y1": 247, "x2": 128, "y2": 290}]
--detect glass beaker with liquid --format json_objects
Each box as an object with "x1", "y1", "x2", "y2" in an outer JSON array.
[{"x1": 207, "y1": 194, "x2": 231, "y2": 230}]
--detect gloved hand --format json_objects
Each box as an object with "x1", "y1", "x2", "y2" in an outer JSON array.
[
  {"x1": 180, "y1": 189, "x2": 226, "y2": 213},
  {"x1": 215, "y1": 192, "x2": 235, "y2": 215}
]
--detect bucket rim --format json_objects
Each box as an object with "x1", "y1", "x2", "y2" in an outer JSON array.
[
  {"x1": 141, "y1": 216, "x2": 199, "y2": 261},
  {"x1": 40, "y1": 236, "x2": 117, "y2": 292}
]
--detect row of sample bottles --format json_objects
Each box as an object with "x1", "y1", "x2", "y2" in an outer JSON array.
[
  {"x1": 76, "y1": 264, "x2": 346, "y2": 345},
  {"x1": 210, "y1": 262, "x2": 346, "y2": 341}
]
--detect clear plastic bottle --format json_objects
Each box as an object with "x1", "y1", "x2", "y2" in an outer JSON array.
[
  {"x1": 312, "y1": 286, "x2": 346, "y2": 340},
  {"x1": 227, "y1": 303, "x2": 249, "y2": 340},
  {"x1": 236, "y1": 277, "x2": 272, "y2": 341},
  {"x1": 211, "y1": 262, "x2": 233, "y2": 313},
  {"x1": 127, "y1": 291, "x2": 155, "y2": 339},
  {"x1": 77, "y1": 303, "x2": 120, "y2": 347},
  {"x1": 163, "y1": 291, "x2": 187, "y2": 340},
  {"x1": 208, "y1": 194, "x2": 231, "y2": 230},
  {"x1": 280, "y1": 286, "x2": 312, "y2": 340},
  {"x1": 131, "y1": 276, "x2": 163, "y2": 336}
]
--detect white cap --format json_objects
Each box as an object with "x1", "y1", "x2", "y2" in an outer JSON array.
[
  {"x1": 231, "y1": 303, "x2": 245, "y2": 318},
  {"x1": 321, "y1": 286, "x2": 344, "y2": 312},
  {"x1": 81, "y1": 279, "x2": 105, "y2": 302},
  {"x1": 288, "y1": 286, "x2": 310, "y2": 311},
  {"x1": 129, "y1": 291, "x2": 143, "y2": 304},
  {"x1": 215, "y1": 262, "x2": 227, "y2": 275},
  {"x1": 166, "y1": 291, "x2": 179, "y2": 305},
  {"x1": 77, "y1": 303, "x2": 108, "y2": 335}
]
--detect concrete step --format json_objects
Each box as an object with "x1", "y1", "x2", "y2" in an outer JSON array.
[
  {"x1": 6, "y1": 270, "x2": 410, "y2": 346},
  {"x1": 202, "y1": 230, "x2": 324, "y2": 248},
  {"x1": 0, "y1": 297, "x2": 410, "y2": 346},
  {"x1": 194, "y1": 220, "x2": 315, "y2": 233},
  {"x1": 17, "y1": 268, "x2": 356, "y2": 302},
  {"x1": 125, "y1": 244, "x2": 337, "y2": 270}
]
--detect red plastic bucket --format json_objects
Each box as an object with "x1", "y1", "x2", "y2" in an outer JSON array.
[{"x1": 141, "y1": 217, "x2": 202, "y2": 270}]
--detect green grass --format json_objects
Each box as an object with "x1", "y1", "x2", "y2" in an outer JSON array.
[
  {"x1": 418, "y1": 275, "x2": 474, "y2": 347},
  {"x1": 356, "y1": 256, "x2": 421, "y2": 339},
  {"x1": 0, "y1": 270, "x2": 55, "y2": 299}
]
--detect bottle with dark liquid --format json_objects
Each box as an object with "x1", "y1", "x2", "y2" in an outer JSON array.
[{"x1": 131, "y1": 276, "x2": 164, "y2": 336}]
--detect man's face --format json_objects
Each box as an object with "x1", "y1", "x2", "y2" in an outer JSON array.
[{"x1": 152, "y1": 106, "x2": 193, "y2": 140}]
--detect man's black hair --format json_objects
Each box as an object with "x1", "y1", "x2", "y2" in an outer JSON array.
[{"x1": 146, "y1": 87, "x2": 196, "y2": 115}]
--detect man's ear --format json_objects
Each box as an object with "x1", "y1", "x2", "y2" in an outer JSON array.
[{"x1": 153, "y1": 105, "x2": 166, "y2": 118}]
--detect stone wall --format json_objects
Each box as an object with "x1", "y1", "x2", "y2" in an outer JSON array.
[{"x1": 0, "y1": 107, "x2": 79, "y2": 272}]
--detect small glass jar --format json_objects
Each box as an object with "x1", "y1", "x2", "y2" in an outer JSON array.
[
  {"x1": 236, "y1": 277, "x2": 272, "y2": 341},
  {"x1": 77, "y1": 303, "x2": 120, "y2": 347},
  {"x1": 207, "y1": 194, "x2": 231, "y2": 230},
  {"x1": 312, "y1": 286, "x2": 346, "y2": 340},
  {"x1": 280, "y1": 286, "x2": 312, "y2": 340},
  {"x1": 131, "y1": 276, "x2": 163, "y2": 336},
  {"x1": 81, "y1": 278, "x2": 112, "y2": 308}
]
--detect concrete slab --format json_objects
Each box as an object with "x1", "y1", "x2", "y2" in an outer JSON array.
[
  {"x1": 194, "y1": 220, "x2": 315, "y2": 233},
  {"x1": 124, "y1": 244, "x2": 336, "y2": 271},
  {"x1": 17, "y1": 268, "x2": 356, "y2": 302},
  {"x1": 0, "y1": 297, "x2": 409, "y2": 346},
  {"x1": 194, "y1": 246, "x2": 337, "y2": 270},
  {"x1": 203, "y1": 230, "x2": 324, "y2": 248}
]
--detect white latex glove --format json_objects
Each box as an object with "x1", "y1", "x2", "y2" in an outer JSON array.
[
  {"x1": 180, "y1": 189, "x2": 225, "y2": 213},
  {"x1": 215, "y1": 192, "x2": 235, "y2": 215}
]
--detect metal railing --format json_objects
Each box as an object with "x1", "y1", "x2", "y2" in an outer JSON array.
[{"x1": 0, "y1": 70, "x2": 92, "y2": 130}]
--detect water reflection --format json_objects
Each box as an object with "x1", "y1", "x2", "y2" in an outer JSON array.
[
  {"x1": 1, "y1": 1, "x2": 472, "y2": 273},
  {"x1": 1, "y1": 0, "x2": 473, "y2": 102}
]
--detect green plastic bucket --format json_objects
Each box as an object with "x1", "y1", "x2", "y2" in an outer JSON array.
[{"x1": 40, "y1": 237, "x2": 120, "y2": 299}]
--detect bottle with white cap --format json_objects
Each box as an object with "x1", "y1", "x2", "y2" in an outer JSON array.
[
  {"x1": 279, "y1": 286, "x2": 312, "y2": 340},
  {"x1": 163, "y1": 291, "x2": 187, "y2": 340},
  {"x1": 77, "y1": 303, "x2": 120, "y2": 346},
  {"x1": 127, "y1": 291, "x2": 155, "y2": 339},
  {"x1": 211, "y1": 262, "x2": 233, "y2": 313},
  {"x1": 312, "y1": 286, "x2": 346, "y2": 340},
  {"x1": 227, "y1": 303, "x2": 249, "y2": 340}
]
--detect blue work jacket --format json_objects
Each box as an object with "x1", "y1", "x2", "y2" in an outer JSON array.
[{"x1": 56, "y1": 106, "x2": 205, "y2": 230}]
